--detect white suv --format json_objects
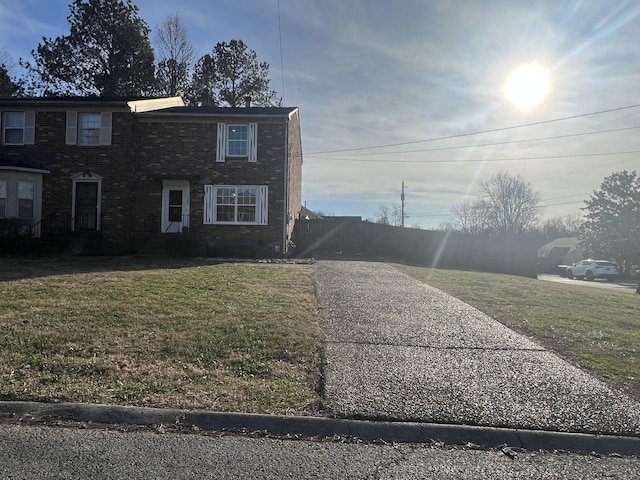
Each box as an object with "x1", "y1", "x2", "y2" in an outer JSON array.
[{"x1": 566, "y1": 260, "x2": 618, "y2": 281}]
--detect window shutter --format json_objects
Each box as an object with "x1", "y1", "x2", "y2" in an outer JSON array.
[
  {"x1": 203, "y1": 185, "x2": 216, "y2": 224},
  {"x1": 248, "y1": 123, "x2": 258, "y2": 162},
  {"x1": 216, "y1": 123, "x2": 226, "y2": 162},
  {"x1": 99, "y1": 112, "x2": 112, "y2": 145},
  {"x1": 66, "y1": 112, "x2": 78, "y2": 145},
  {"x1": 24, "y1": 111, "x2": 35, "y2": 144},
  {"x1": 257, "y1": 185, "x2": 268, "y2": 225}
]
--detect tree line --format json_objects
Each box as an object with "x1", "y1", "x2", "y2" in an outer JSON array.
[
  {"x1": 373, "y1": 170, "x2": 640, "y2": 278},
  {"x1": 0, "y1": 0, "x2": 279, "y2": 106}
]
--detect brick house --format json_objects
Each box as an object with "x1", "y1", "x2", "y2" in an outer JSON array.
[{"x1": 0, "y1": 96, "x2": 303, "y2": 257}]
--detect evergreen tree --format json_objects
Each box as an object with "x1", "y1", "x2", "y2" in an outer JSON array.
[
  {"x1": 189, "y1": 39, "x2": 280, "y2": 107},
  {"x1": 22, "y1": 0, "x2": 155, "y2": 96}
]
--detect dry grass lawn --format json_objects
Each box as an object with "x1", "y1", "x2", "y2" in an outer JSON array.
[{"x1": 0, "y1": 257, "x2": 322, "y2": 415}]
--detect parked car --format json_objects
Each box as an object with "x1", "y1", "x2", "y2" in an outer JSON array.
[{"x1": 566, "y1": 260, "x2": 619, "y2": 281}]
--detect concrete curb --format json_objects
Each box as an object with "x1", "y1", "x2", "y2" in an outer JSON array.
[{"x1": 1, "y1": 401, "x2": 638, "y2": 456}]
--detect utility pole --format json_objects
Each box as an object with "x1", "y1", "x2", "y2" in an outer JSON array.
[{"x1": 401, "y1": 181, "x2": 406, "y2": 228}]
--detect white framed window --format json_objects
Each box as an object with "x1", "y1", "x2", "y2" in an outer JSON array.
[
  {"x1": 216, "y1": 122, "x2": 257, "y2": 162},
  {"x1": 227, "y1": 125, "x2": 248, "y2": 156},
  {"x1": 66, "y1": 111, "x2": 112, "y2": 145},
  {"x1": 17, "y1": 180, "x2": 35, "y2": 219},
  {"x1": 0, "y1": 173, "x2": 43, "y2": 233},
  {"x1": 2, "y1": 111, "x2": 35, "y2": 145},
  {"x1": 204, "y1": 185, "x2": 268, "y2": 225},
  {"x1": 0, "y1": 178, "x2": 6, "y2": 217}
]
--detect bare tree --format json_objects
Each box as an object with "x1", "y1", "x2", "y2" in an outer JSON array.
[
  {"x1": 539, "y1": 213, "x2": 583, "y2": 240},
  {"x1": 480, "y1": 172, "x2": 542, "y2": 237},
  {"x1": 375, "y1": 203, "x2": 403, "y2": 226},
  {"x1": 451, "y1": 198, "x2": 489, "y2": 235},
  {"x1": 154, "y1": 13, "x2": 196, "y2": 97}
]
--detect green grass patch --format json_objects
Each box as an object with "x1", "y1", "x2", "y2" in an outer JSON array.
[
  {"x1": 0, "y1": 257, "x2": 322, "y2": 414},
  {"x1": 394, "y1": 264, "x2": 640, "y2": 399}
]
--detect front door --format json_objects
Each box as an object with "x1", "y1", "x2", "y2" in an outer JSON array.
[
  {"x1": 161, "y1": 180, "x2": 190, "y2": 233},
  {"x1": 75, "y1": 181, "x2": 98, "y2": 230}
]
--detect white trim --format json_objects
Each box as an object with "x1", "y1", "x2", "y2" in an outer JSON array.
[
  {"x1": 24, "y1": 111, "x2": 35, "y2": 144},
  {"x1": 66, "y1": 112, "x2": 78, "y2": 145},
  {"x1": 248, "y1": 123, "x2": 258, "y2": 162},
  {"x1": 258, "y1": 185, "x2": 268, "y2": 225},
  {"x1": 99, "y1": 112, "x2": 112, "y2": 145},
  {"x1": 204, "y1": 185, "x2": 215, "y2": 223},
  {"x1": 161, "y1": 179, "x2": 190, "y2": 233},
  {"x1": 71, "y1": 172, "x2": 102, "y2": 231},
  {"x1": 203, "y1": 184, "x2": 268, "y2": 225},
  {"x1": 216, "y1": 123, "x2": 226, "y2": 162}
]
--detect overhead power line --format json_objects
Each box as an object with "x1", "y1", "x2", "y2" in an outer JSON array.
[
  {"x1": 311, "y1": 149, "x2": 640, "y2": 164},
  {"x1": 307, "y1": 125, "x2": 640, "y2": 158},
  {"x1": 306, "y1": 103, "x2": 640, "y2": 155}
]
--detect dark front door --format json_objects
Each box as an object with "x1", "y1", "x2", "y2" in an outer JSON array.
[{"x1": 75, "y1": 182, "x2": 98, "y2": 230}]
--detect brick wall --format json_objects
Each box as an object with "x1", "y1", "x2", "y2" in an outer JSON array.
[
  {"x1": 136, "y1": 114, "x2": 295, "y2": 255},
  {"x1": 1, "y1": 101, "x2": 302, "y2": 256}
]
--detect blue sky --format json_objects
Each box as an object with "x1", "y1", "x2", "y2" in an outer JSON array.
[{"x1": 2, "y1": 0, "x2": 640, "y2": 228}]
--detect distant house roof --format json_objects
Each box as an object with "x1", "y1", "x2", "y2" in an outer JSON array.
[
  {"x1": 299, "y1": 206, "x2": 323, "y2": 220},
  {"x1": 537, "y1": 236, "x2": 580, "y2": 257},
  {"x1": 0, "y1": 152, "x2": 49, "y2": 173}
]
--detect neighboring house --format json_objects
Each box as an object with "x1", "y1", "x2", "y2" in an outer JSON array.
[
  {"x1": 537, "y1": 236, "x2": 584, "y2": 273},
  {"x1": 0, "y1": 96, "x2": 303, "y2": 257},
  {"x1": 299, "y1": 205, "x2": 323, "y2": 220}
]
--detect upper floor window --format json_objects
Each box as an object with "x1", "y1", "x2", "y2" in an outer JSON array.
[
  {"x1": 2, "y1": 111, "x2": 35, "y2": 145},
  {"x1": 79, "y1": 113, "x2": 102, "y2": 145},
  {"x1": 66, "y1": 111, "x2": 112, "y2": 146},
  {"x1": 216, "y1": 122, "x2": 257, "y2": 162},
  {"x1": 227, "y1": 125, "x2": 248, "y2": 156}
]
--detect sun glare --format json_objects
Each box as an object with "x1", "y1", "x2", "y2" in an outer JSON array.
[{"x1": 504, "y1": 64, "x2": 549, "y2": 109}]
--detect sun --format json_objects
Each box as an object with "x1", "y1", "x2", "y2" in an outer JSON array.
[{"x1": 504, "y1": 64, "x2": 549, "y2": 109}]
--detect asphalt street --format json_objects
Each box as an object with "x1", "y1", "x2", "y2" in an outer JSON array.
[
  {"x1": 315, "y1": 260, "x2": 640, "y2": 436},
  {"x1": 1, "y1": 423, "x2": 639, "y2": 480}
]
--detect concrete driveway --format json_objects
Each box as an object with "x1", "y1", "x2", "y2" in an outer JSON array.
[
  {"x1": 538, "y1": 274, "x2": 639, "y2": 293},
  {"x1": 315, "y1": 260, "x2": 640, "y2": 436}
]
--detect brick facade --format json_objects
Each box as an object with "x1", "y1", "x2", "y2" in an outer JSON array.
[{"x1": 0, "y1": 98, "x2": 303, "y2": 256}]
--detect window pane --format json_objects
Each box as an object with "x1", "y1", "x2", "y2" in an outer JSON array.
[
  {"x1": 0, "y1": 198, "x2": 5, "y2": 217},
  {"x1": 18, "y1": 199, "x2": 34, "y2": 219},
  {"x1": 18, "y1": 180, "x2": 34, "y2": 200},
  {"x1": 169, "y1": 190, "x2": 182, "y2": 205},
  {"x1": 4, "y1": 129, "x2": 24, "y2": 144},
  {"x1": 168, "y1": 206, "x2": 182, "y2": 222},
  {"x1": 238, "y1": 206, "x2": 256, "y2": 222},
  {"x1": 237, "y1": 188, "x2": 256, "y2": 205},
  {"x1": 0, "y1": 180, "x2": 7, "y2": 198},
  {"x1": 217, "y1": 188, "x2": 234, "y2": 205},
  {"x1": 79, "y1": 113, "x2": 101, "y2": 145},
  {"x1": 3, "y1": 113, "x2": 25, "y2": 144},
  {"x1": 4, "y1": 112, "x2": 24, "y2": 128},
  {"x1": 227, "y1": 125, "x2": 248, "y2": 156},
  {"x1": 217, "y1": 205, "x2": 235, "y2": 222}
]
